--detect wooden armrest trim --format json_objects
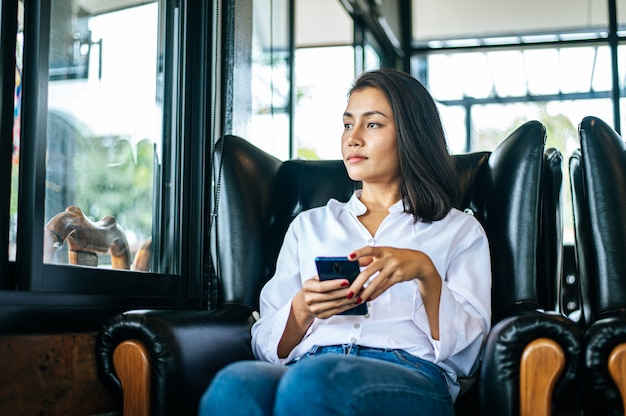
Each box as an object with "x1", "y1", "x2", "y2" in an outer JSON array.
[
  {"x1": 113, "y1": 340, "x2": 151, "y2": 416},
  {"x1": 520, "y1": 338, "x2": 565, "y2": 416},
  {"x1": 608, "y1": 343, "x2": 626, "y2": 414}
]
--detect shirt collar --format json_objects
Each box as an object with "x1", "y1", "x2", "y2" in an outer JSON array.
[{"x1": 346, "y1": 190, "x2": 405, "y2": 215}]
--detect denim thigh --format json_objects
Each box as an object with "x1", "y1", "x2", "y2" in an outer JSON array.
[{"x1": 276, "y1": 347, "x2": 454, "y2": 416}]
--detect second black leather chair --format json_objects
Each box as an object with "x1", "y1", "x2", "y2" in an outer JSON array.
[{"x1": 570, "y1": 115, "x2": 626, "y2": 415}]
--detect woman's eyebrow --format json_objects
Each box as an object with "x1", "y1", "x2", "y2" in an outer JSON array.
[{"x1": 343, "y1": 110, "x2": 389, "y2": 118}]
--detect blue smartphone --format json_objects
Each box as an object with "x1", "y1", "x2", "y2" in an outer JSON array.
[{"x1": 315, "y1": 256, "x2": 368, "y2": 315}]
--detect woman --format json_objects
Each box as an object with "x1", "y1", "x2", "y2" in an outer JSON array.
[{"x1": 199, "y1": 68, "x2": 491, "y2": 416}]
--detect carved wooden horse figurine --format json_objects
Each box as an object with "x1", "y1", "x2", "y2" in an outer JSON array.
[{"x1": 44, "y1": 206, "x2": 131, "y2": 269}]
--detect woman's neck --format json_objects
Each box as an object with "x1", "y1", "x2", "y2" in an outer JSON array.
[
  {"x1": 359, "y1": 184, "x2": 401, "y2": 211},
  {"x1": 357, "y1": 185, "x2": 401, "y2": 236}
]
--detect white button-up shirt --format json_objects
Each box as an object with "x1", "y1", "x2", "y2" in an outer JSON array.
[{"x1": 252, "y1": 192, "x2": 492, "y2": 401}]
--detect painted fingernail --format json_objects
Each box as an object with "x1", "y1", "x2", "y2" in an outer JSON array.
[
  {"x1": 340, "y1": 280, "x2": 349, "y2": 287},
  {"x1": 355, "y1": 297, "x2": 363, "y2": 304},
  {"x1": 349, "y1": 253, "x2": 357, "y2": 259},
  {"x1": 346, "y1": 291, "x2": 354, "y2": 299}
]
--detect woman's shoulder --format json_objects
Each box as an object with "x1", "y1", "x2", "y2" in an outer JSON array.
[{"x1": 439, "y1": 207, "x2": 486, "y2": 234}]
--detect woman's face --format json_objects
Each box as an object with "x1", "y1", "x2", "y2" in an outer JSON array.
[{"x1": 341, "y1": 86, "x2": 400, "y2": 186}]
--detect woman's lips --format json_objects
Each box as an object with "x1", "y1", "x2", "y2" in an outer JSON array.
[{"x1": 347, "y1": 154, "x2": 367, "y2": 163}]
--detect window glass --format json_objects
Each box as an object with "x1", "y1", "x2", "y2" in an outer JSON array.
[
  {"x1": 621, "y1": 97, "x2": 626, "y2": 134},
  {"x1": 437, "y1": 104, "x2": 466, "y2": 154},
  {"x1": 234, "y1": 0, "x2": 354, "y2": 161},
  {"x1": 364, "y1": 43, "x2": 381, "y2": 72},
  {"x1": 524, "y1": 49, "x2": 560, "y2": 95},
  {"x1": 559, "y1": 47, "x2": 596, "y2": 93},
  {"x1": 470, "y1": 99, "x2": 612, "y2": 244},
  {"x1": 9, "y1": 1, "x2": 24, "y2": 261},
  {"x1": 249, "y1": 0, "x2": 291, "y2": 160},
  {"x1": 452, "y1": 52, "x2": 492, "y2": 98},
  {"x1": 294, "y1": 46, "x2": 354, "y2": 160},
  {"x1": 429, "y1": 45, "x2": 612, "y2": 102},
  {"x1": 489, "y1": 51, "x2": 526, "y2": 97},
  {"x1": 44, "y1": 1, "x2": 162, "y2": 272},
  {"x1": 427, "y1": 54, "x2": 463, "y2": 100},
  {"x1": 424, "y1": 36, "x2": 617, "y2": 246}
]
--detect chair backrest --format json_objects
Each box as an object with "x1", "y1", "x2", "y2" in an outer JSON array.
[
  {"x1": 569, "y1": 148, "x2": 591, "y2": 327},
  {"x1": 542, "y1": 148, "x2": 564, "y2": 313},
  {"x1": 570, "y1": 115, "x2": 626, "y2": 327},
  {"x1": 214, "y1": 120, "x2": 559, "y2": 324},
  {"x1": 569, "y1": 115, "x2": 626, "y2": 414}
]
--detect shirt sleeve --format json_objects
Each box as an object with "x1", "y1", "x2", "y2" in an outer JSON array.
[
  {"x1": 251, "y1": 220, "x2": 304, "y2": 363},
  {"x1": 412, "y1": 219, "x2": 492, "y2": 378}
]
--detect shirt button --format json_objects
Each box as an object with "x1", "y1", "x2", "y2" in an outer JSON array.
[
  {"x1": 350, "y1": 337, "x2": 357, "y2": 343},
  {"x1": 364, "y1": 313, "x2": 370, "y2": 318},
  {"x1": 367, "y1": 239, "x2": 374, "y2": 245},
  {"x1": 353, "y1": 323, "x2": 360, "y2": 329}
]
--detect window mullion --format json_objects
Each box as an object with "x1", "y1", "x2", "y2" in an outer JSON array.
[{"x1": 16, "y1": 0, "x2": 50, "y2": 291}]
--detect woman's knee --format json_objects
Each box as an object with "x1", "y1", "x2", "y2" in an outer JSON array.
[
  {"x1": 200, "y1": 362, "x2": 255, "y2": 408},
  {"x1": 213, "y1": 360, "x2": 286, "y2": 391}
]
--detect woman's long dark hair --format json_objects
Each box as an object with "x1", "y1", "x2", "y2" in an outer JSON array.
[{"x1": 349, "y1": 68, "x2": 460, "y2": 222}]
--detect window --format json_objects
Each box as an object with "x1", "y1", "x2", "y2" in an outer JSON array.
[
  {"x1": 294, "y1": 47, "x2": 354, "y2": 160},
  {"x1": 293, "y1": 0, "x2": 355, "y2": 161},
  {"x1": 232, "y1": 0, "x2": 358, "y2": 161},
  {"x1": 244, "y1": 0, "x2": 292, "y2": 160},
  {"x1": 45, "y1": 3, "x2": 161, "y2": 272},
  {"x1": 2, "y1": 0, "x2": 217, "y2": 306},
  {"x1": 420, "y1": 40, "x2": 619, "y2": 244}
]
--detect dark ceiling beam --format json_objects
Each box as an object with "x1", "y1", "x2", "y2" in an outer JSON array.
[{"x1": 338, "y1": 0, "x2": 406, "y2": 59}]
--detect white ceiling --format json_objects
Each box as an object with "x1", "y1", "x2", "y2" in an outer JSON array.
[
  {"x1": 296, "y1": 0, "x2": 352, "y2": 47},
  {"x1": 78, "y1": 0, "x2": 152, "y2": 15},
  {"x1": 412, "y1": 0, "x2": 626, "y2": 42},
  {"x1": 72, "y1": 0, "x2": 626, "y2": 47}
]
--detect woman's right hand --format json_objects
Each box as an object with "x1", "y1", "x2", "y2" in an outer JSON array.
[
  {"x1": 278, "y1": 276, "x2": 353, "y2": 358},
  {"x1": 293, "y1": 276, "x2": 357, "y2": 320}
]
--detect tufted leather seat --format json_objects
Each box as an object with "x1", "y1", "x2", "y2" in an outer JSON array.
[{"x1": 96, "y1": 121, "x2": 581, "y2": 416}]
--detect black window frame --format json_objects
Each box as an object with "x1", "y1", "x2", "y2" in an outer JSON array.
[{"x1": 0, "y1": 0, "x2": 218, "y2": 316}]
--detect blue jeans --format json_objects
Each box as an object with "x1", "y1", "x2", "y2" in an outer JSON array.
[{"x1": 198, "y1": 344, "x2": 454, "y2": 416}]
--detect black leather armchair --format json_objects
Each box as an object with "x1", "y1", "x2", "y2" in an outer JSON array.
[
  {"x1": 570, "y1": 116, "x2": 626, "y2": 415},
  {"x1": 97, "y1": 121, "x2": 581, "y2": 416}
]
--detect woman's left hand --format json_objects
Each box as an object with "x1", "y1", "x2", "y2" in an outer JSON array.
[
  {"x1": 347, "y1": 246, "x2": 442, "y2": 339},
  {"x1": 347, "y1": 246, "x2": 440, "y2": 304}
]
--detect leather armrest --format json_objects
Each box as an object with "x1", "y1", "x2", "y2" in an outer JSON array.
[
  {"x1": 479, "y1": 311, "x2": 581, "y2": 416},
  {"x1": 584, "y1": 313, "x2": 626, "y2": 414},
  {"x1": 96, "y1": 303, "x2": 256, "y2": 416}
]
